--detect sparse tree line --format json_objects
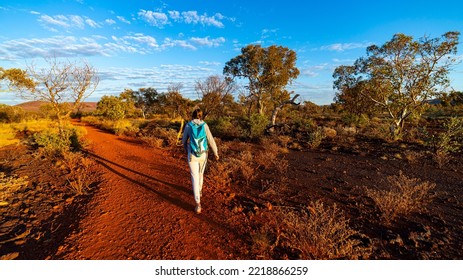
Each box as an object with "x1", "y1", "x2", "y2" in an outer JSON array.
[{"x1": 1, "y1": 31, "x2": 462, "y2": 143}]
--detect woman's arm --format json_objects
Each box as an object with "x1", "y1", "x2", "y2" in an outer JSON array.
[
  {"x1": 182, "y1": 123, "x2": 190, "y2": 153},
  {"x1": 205, "y1": 123, "x2": 218, "y2": 158}
]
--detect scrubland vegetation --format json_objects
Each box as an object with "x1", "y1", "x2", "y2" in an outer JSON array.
[{"x1": 1, "y1": 31, "x2": 463, "y2": 259}]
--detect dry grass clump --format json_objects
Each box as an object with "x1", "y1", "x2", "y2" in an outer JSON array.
[
  {"x1": 207, "y1": 158, "x2": 241, "y2": 190},
  {"x1": 140, "y1": 136, "x2": 165, "y2": 148},
  {"x1": 140, "y1": 126, "x2": 178, "y2": 148},
  {"x1": 62, "y1": 151, "x2": 96, "y2": 195},
  {"x1": 0, "y1": 124, "x2": 20, "y2": 147},
  {"x1": 364, "y1": 171, "x2": 436, "y2": 223},
  {"x1": 250, "y1": 223, "x2": 280, "y2": 259},
  {"x1": 0, "y1": 172, "x2": 29, "y2": 206},
  {"x1": 280, "y1": 201, "x2": 370, "y2": 260}
]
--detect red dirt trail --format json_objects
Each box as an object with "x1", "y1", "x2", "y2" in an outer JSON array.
[{"x1": 57, "y1": 122, "x2": 244, "y2": 260}]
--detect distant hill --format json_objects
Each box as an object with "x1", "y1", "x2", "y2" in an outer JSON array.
[
  {"x1": 14, "y1": 101, "x2": 48, "y2": 112},
  {"x1": 15, "y1": 101, "x2": 97, "y2": 113}
]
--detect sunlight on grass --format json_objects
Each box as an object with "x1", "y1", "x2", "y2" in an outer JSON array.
[
  {"x1": 0, "y1": 124, "x2": 19, "y2": 147},
  {"x1": 0, "y1": 120, "x2": 58, "y2": 147}
]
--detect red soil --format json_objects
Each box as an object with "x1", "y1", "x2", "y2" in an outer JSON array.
[{"x1": 56, "y1": 122, "x2": 244, "y2": 259}]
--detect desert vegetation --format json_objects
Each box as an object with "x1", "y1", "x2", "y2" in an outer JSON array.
[{"x1": 1, "y1": 32, "x2": 463, "y2": 259}]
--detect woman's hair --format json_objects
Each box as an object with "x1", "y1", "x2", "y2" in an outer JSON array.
[{"x1": 192, "y1": 108, "x2": 203, "y2": 120}]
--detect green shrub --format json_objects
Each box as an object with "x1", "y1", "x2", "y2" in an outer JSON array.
[
  {"x1": 81, "y1": 116, "x2": 143, "y2": 136},
  {"x1": 207, "y1": 117, "x2": 242, "y2": 139},
  {"x1": 307, "y1": 127, "x2": 325, "y2": 149},
  {"x1": 291, "y1": 117, "x2": 316, "y2": 134},
  {"x1": 429, "y1": 117, "x2": 463, "y2": 166},
  {"x1": 247, "y1": 114, "x2": 268, "y2": 140},
  {"x1": 341, "y1": 113, "x2": 370, "y2": 128},
  {"x1": 33, "y1": 126, "x2": 86, "y2": 156},
  {"x1": 0, "y1": 104, "x2": 26, "y2": 123}
]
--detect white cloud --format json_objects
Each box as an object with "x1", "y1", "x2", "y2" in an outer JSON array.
[
  {"x1": 30, "y1": 11, "x2": 40, "y2": 15},
  {"x1": 116, "y1": 16, "x2": 131, "y2": 24},
  {"x1": 199, "y1": 61, "x2": 221, "y2": 66},
  {"x1": 190, "y1": 37, "x2": 225, "y2": 47},
  {"x1": 139, "y1": 9, "x2": 227, "y2": 28},
  {"x1": 0, "y1": 36, "x2": 108, "y2": 59},
  {"x1": 320, "y1": 42, "x2": 373, "y2": 52},
  {"x1": 85, "y1": 18, "x2": 100, "y2": 28},
  {"x1": 332, "y1": 58, "x2": 356, "y2": 64},
  {"x1": 0, "y1": 32, "x2": 227, "y2": 61},
  {"x1": 105, "y1": 19, "x2": 116, "y2": 25},
  {"x1": 69, "y1": 15, "x2": 85, "y2": 28},
  {"x1": 261, "y1": 28, "x2": 278, "y2": 39},
  {"x1": 138, "y1": 10, "x2": 169, "y2": 28},
  {"x1": 180, "y1": 11, "x2": 200, "y2": 24},
  {"x1": 40, "y1": 15, "x2": 70, "y2": 29},
  {"x1": 168, "y1": 10, "x2": 180, "y2": 20},
  {"x1": 125, "y1": 34, "x2": 159, "y2": 48},
  {"x1": 179, "y1": 11, "x2": 224, "y2": 28},
  {"x1": 162, "y1": 38, "x2": 196, "y2": 51},
  {"x1": 95, "y1": 65, "x2": 218, "y2": 100},
  {"x1": 300, "y1": 63, "x2": 331, "y2": 77},
  {"x1": 39, "y1": 14, "x2": 102, "y2": 31}
]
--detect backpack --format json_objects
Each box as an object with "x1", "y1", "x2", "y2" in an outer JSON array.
[{"x1": 188, "y1": 121, "x2": 208, "y2": 157}]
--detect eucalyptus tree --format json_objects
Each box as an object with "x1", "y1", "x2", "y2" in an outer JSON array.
[
  {"x1": 223, "y1": 44, "x2": 300, "y2": 117},
  {"x1": 333, "y1": 31, "x2": 460, "y2": 137}
]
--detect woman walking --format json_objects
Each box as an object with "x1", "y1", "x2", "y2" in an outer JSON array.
[{"x1": 182, "y1": 109, "x2": 219, "y2": 214}]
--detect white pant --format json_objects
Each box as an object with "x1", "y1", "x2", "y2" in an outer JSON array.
[{"x1": 188, "y1": 152, "x2": 207, "y2": 204}]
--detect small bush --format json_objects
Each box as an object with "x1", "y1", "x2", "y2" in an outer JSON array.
[
  {"x1": 208, "y1": 117, "x2": 242, "y2": 139},
  {"x1": 281, "y1": 201, "x2": 370, "y2": 259},
  {"x1": 0, "y1": 104, "x2": 26, "y2": 123},
  {"x1": 307, "y1": 127, "x2": 325, "y2": 149},
  {"x1": 364, "y1": 171, "x2": 436, "y2": 223},
  {"x1": 247, "y1": 114, "x2": 269, "y2": 140},
  {"x1": 62, "y1": 151, "x2": 96, "y2": 195},
  {"x1": 141, "y1": 126, "x2": 178, "y2": 148},
  {"x1": 341, "y1": 113, "x2": 370, "y2": 128},
  {"x1": 361, "y1": 119, "x2": 392, "y2": 141},
  {"x1": 112, "y1": 119, "x2": 137, "y2": 136},
  {"x1": 291, "y1": 117, "x2": 316, "y2": 134},
  {"x1": 33, "y1": 126, "x2": 86, "y2": 156},
  {"x1": 428, "y1": 117, "x2": 463, "y2": 166}
]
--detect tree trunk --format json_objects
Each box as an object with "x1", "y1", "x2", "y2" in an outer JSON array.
[{"x1": 267, "y1": 94, "x2": 300, "y2": 133}]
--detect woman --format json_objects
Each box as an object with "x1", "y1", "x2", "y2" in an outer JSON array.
[{"x1": 182, "y1": 109, "x2": 219, "y2": 214}]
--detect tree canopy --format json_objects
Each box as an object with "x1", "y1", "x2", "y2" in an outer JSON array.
[
  {"x1": 195, "y1": 75, "x2": 236, "y2": 119},
  {"x1": 223, "y1": 44, "x2": 300, "y2": 116},
  {"x1": 333, "y1": 31, "x2": 460, "y2": 137},
  {"x1": 0, "y1": 67, "x2": 35, "y2": 91}
]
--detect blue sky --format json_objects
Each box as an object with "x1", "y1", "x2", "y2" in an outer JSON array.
[{"x1": 1, "y1": 0, "x2": 462, "y2": 105}]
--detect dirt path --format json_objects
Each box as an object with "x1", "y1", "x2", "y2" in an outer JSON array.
[{"x1": 57, "y1": 122, "x2": 243, "y2": 260}]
